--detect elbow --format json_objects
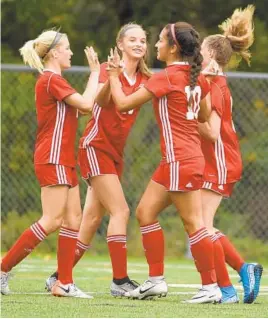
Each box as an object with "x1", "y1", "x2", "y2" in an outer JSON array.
[{"x1": 116, "y1": 103, "x2": 129, "y2": 113}]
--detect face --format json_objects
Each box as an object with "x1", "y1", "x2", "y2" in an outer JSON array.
[
  {"x1": 53, "y1": 36, "x2": 73, "y2": 70},
  {"x1": 118, "y1": 27, "x2": 147, "y2": 60},
  {"x1": 155, "y1": 28, "x2": 171, "y2": 62},
  {"x1": 201, "y1": 40, "x2": 212, "y2": 70}
]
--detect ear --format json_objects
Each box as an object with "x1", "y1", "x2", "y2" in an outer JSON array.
[
  {"x1": 170, "y1": 44, "x2": 177, "y2": 54},
  {"x1": 51, "y1": 48, "x2": 58, "y2": 59},
  {"x1": 117, "y1": 41, "x2": 124, "y2": 52},
  {"x1": 209, "y1": 49, "x2": 216, "y2": 59}
]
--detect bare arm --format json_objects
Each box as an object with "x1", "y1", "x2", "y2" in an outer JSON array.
[
  {"x1": 109, "y1": 74, "x2": 152, "y2": 112},
  {"x1": 198, "y1": 92, "x2": 211, "y2": 123},
  {"x1": 64, "y1": 46, "x2": 100, "y2": 114},
  {"x1": 198, "y1": 110, "x2": 221, "y2": 142},
  {"x1": 95, "y1": 81, "x2": 111, "y2": 107}
]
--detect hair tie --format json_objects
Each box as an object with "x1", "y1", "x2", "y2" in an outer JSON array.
[{"x1": 170, "y1": 24, "x2": 180, "y2": 48}]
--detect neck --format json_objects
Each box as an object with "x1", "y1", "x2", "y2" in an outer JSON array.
[
  {"x1": 165, "y1": 56, "x2": 184, "y2": 66},
  {"x1": 44, "y1": 61, "x2": 62, "y2": 75},
  {"x1": 122, "y1": 55, "x2": 139, "y2": 78}
]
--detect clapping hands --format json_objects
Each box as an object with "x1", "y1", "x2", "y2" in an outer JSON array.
[
  {"x1": 84, "y1": 46, "x2": 100, "y2": 73},
  {"x1": 106, "y1": 47, "x2": 124, "y2": 76}
]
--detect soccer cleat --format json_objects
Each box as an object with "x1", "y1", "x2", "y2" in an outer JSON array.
[
  {"x1": 1, "y1": 272, "x2": 10, "y2": 295},
  {"x1": 110, "y1": 279, "x2": 139, "y2": 297},
  {"x1": 45, "y1": 272, "x2": 58, "y2": 292},
  {"x1": 125, "y1": 279, "x2": 168, "y2": 300},
  {"x1": 239, "y1": 263, "x2": 263, "y2": 304},
  {"x1": 51, "y1": 280, "x2": 93, "y2": 299},
  {"x1": 183, "y1": 285, "x2": 222, "y2": 304},
  {"x1": 219, "y1": 285, "x2": 239, "y2": 303}
]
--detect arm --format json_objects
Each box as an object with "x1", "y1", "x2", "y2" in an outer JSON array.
[
  {"x1": 109, "y1": 75, "x2": 153, "y2": 112},
  {"x1": 65, "y1": 46, "x2": 100, "y2": 114},
  {"x1": 95, "y1": 80, "x2": 111, "y2": 107},
  {"x1": 64, "y1": 71, "x2": 99, "y2": 114},
  {"x1": 198, "y1": 92, "x2": 211, "y2": 123},
  {"x1": 198, "y1": 110, "x2": 221, "y2": 142}
]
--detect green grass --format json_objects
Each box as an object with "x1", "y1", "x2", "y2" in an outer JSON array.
[{"x1": 1, "y1": 255, "x2": 267, "y2": 318}]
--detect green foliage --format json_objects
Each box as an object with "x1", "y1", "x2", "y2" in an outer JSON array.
[{"x1": 2, "y1": 0, "x2": 268, "y2": 71}]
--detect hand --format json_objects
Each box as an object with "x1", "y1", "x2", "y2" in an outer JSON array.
[
  {"x1": 106, "y1": 47, "x2": 124, "y2": 77},
  {"x1": 84, "y1": 46, "x2": 100, "y2": 72},
  {"x1": 202, "y1": 59, "x2": 220, "y2": 76}
]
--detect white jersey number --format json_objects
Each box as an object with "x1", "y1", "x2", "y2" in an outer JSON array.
[{"x1": 184, "y1": 86, "x2": 202, "y2": 119}]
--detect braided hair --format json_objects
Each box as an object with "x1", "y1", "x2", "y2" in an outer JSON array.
[{"x1": 166, "y1": 22, "x2": 203, "y2": 107}]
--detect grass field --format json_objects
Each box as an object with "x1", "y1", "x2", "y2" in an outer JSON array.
[{"x1": 1, "y1": 255, "x2": 267, "y2": 318}]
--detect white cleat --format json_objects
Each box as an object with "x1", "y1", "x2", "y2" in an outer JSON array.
[
  {"x1": 51, "y1": 280, "x2": 93, "y2": 299},
  {"x1": 1, "y1": 272, "x2": 11, "y2": 295},
  {"x1": 110, "y1": 279, "x2": 139, "y2": 297},
  {"x1": 45, "y1": 274, "x2": 58, "y2": 292},
  {"x1": 183, "y1": 285, "x2": 222, "y2": 304},
  {"x1": 125, "y1": 279, "x2": 168, "y2": 300}
]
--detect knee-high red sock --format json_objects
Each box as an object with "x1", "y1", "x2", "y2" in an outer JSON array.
[
  {"x1": 107, "y1": 235, "x2": 127, "y2": 280},
  {"x1": 211, "y1": 234, "x2": 232, "y2": 287},
  {"x1": 189, "y1": 227, "x2": 216, "y2": 285},
  {"x1": 216, "y1": 231, "x2": 244, "y2": 273},
  {"x1": 140, "y1": 222, "x2": 164, "y2": 276},
  {"x1": 73, "y1": 240, "x2": 91, "y2": 267},
  {"x1": 57, "y1": 227, "x2": 78, "y2": 284},
  {"x1": 1, "y1": 222, "x2": 47, "y2": 272}
]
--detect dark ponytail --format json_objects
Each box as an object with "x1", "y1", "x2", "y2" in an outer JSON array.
[{"x1": 166, "y1": 22, "x2": 203, "y2": 109}]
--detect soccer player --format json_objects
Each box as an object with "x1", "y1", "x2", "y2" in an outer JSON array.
[
  {"x1": 107, "y1": 22, "x2": 222, "y2": 303},
  {"x1": 45, "y1": 23, "x2": 151, "y2": 297},
  {"x1": 0, "y1": 29, "x2": 100, "y2": 298},
  {"x1": 199, "y1": 5, "x2": 263, "y2": 304}
]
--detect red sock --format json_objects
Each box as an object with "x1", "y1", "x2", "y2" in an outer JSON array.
[
  {"x1": 1, "y1": 222, "x2": 47, "y2": 272},
  {"x1": 73, "y1": 240, "x2": 91, "y2": 267},
  {"x1": 107, "y1": 235, "x2": 127, "y2": 280},
  {"x1": 57, "y1": 227, "x2": 78, "y2": 284},
  {"x1": 140, "y1": 222, "x2": 164, "y2": 276},
  {"x1": 211, "y1": 234, "x2": 232, "y2": 287},
  {"x1": 216, "y1": 231, "x2": 244, "y2": 272},
  {"x1": 189, "y1": 228, "x2": 216, "y2": 285}
]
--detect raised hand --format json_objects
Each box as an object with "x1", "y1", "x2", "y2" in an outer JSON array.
[
  {"x1": 202, "y1": 59, "x2": 220, "y2": 75},
  {"x1": 84, "y1": 46, "x2": 100, "y2": 72},
  {"x1": 107, "y1": 47, "x2": 124, "y2": 76}
]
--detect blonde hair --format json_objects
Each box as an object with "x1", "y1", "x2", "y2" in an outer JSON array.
[
  {"x1": 19, "y1": 29, "x2": 66, "y2": 73},
  {"x1": 116, "y1": 23, "x2": 152, "y2": 78},
  {"x1": 204, "y1": 5, "x2": 255, "y2": 67}
]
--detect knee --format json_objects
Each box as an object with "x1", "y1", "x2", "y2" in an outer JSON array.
[
  {"x1": 182, "y1": 216, "x2": 204, "y2": 235},
  {"x1": 110, "y1": 207, "x2": 130, "y2": 224},
  {"x1": 135, "y1": 204, "x2": 153, "y2": 225},
  {"x1": 63, "y1": 209, "x2": 82, "y2": 230},
  {"x1": 39, "y1": 216, "x2": 64, "y2": 234}
]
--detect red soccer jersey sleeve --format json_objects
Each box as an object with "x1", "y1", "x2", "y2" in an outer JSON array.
[
  {"x1": 145, "y1": 71, "x2": 172, "y2": 98},
  {"x1": 210, "y1": 81, "x2": 224, "y2": 118},
  {"x1": 48, "y1": 74, "x2": 76, "y2": 101},
  {"x1": 99, "y1": 62, "x2": 109, "y2": 83}
]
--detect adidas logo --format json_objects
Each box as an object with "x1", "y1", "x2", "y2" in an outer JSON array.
[
  {"x1": 218, "y1": 185, "x2": 224, "y2": 190},
  {"x1": 186, "y1": 182, "x2": 193, "y2": 188}
]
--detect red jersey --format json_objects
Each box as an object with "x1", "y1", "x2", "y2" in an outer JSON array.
[
  {"x1": 34, "y1": 70, "x2": 78, "y2": 167},
  {"x1": 145, "y1": 63, "x2": 210, "y2": 162},
  {"x1": 79, "y1": 63, "x2": 148, "y2": 163},
  {"x1": 201, "y1": 75, "x2": 242, "y2": 184}
]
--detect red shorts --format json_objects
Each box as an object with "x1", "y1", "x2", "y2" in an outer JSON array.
[
  {"x1": 152, "y1": 157, "x2": 205, "y2": 192},
  {"x1": 202, "y1": 181, "x2": 235, "y2": 197},
  {"x1": 78, "y1": 147, "x2": 123, "y2": 183},
  {"x1": 35, "y1": 164, "x2": 78, "y2": 188}
]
